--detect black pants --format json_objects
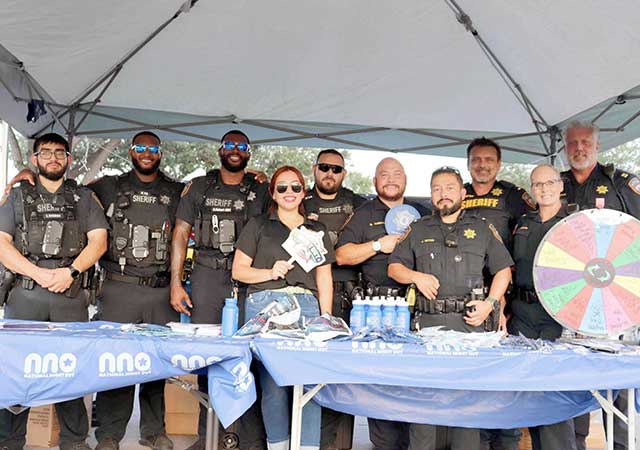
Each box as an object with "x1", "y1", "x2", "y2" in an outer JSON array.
[
  {"x1": 95, "y1": 279, "x2": 178, "y2": 442},
  {"x1": 508, "y1": 299, "x2": 576, "y2": 450},
  {"x1": 368, "y1": 418, "x2": 409, "y2": 450},
  {"x1": 574, "y1": 392, "x2": 629, "y2": 450},
  {"x1": 408, "y1": 423, "x2": 478, "y2": 450},
  {"x1": 191, "y1": 265, "x2": 265, "y2": 448},
  {"x1": 0, "y1": 285, "x2": 89, "y2": 450}
]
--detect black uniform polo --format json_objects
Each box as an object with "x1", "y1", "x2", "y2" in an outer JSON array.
[
  {"x1": 89, "y1": 171, "x2": 183, "y2": 277},
  {"x1": 561, "y1": 163, "x2": 640, "y2": 219},
  {"x1": 235, "y1": 212, "x2": 336, "y2": 296},
  {"x1": 462, "y1": 180, "x2": 536, "y2": 246},
  {"x1": 304, "y1": 187, "x2": 366, "y2": 282},
  {"x1": 512, "y1": 207, "x2": 569, "y2": 291},
  {"x1": 0, "y1": 180, "x2": 107, "y2": 238},
  {"x1": 337, "y1": 197, "x2": 429, "y2": 287},
  {"x1": 389, "y1": 210, "x2": 513, "y2": 298}
]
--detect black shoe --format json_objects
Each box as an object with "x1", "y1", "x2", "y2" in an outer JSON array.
[
  {"x1": 95, "y1": 436, "x2": 119, "y2": 450},
  {"x1": 59, "y1": 442, "x2": 92, "y2": 450},
  {"x1": 139, "y1": 433, "x2": 174, "y2": 450}
]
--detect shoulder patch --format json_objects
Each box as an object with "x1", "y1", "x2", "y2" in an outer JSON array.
[
  {"x1": 628, "y1": 177, "x2": 640, "y2": 196},
  {"x1": 521, "y1": 191, "x2": 536, "y2": 209},
  {"x1": 181, "y1": 180, "x2": 193, "y2": 198},
  {"x1": 0, "y1": 192, "x2": 8, "y2": 207},
  {"x1": 488, "y1": 222, "x2": 503, "y2": 243},
  {"x1": 91, "y1": 191, "x2": 104, "y2": 209}
]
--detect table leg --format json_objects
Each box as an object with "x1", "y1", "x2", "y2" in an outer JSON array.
[
  {"x1": 291, "y1": 385, "x2": 304, "y2": 450},
  {"x1": 205, "y1": 401, "x2": 219, "y2": 450},
  {"x1": 608, "y1": 390, "x2": 614, "y2": 450},
  {"x1": 629, "y1": 389, "x2": 636, "y2": 450}
]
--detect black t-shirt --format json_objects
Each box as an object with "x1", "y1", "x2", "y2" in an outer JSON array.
[
  {"x1": 389, "y1": 210, "x2": 513, "y2": 298},
  {"x1": 88, "y1": 171, "x2": 184, "y2": 277},
  {"x1": 561, "y1": 163, "x2": 640, "y2": 220},
  {"x1": 0, "y1": 180, "x2": 108, "y2": 250},
  {"x1": 304, "y1": 187, "x2": 367, "y2": 282},
  {"x1": 336, "y1": 197, "x2": 429, "y2": 287},
  {"x1": 462, "y1": 180, "x2": 536, "y2": 247},
  {"x1": 512, "y1": 207, "x2": 570, "y2": 290},
  {"x1": 235, "y1": 212, "x2": 336, "y2": 296}
]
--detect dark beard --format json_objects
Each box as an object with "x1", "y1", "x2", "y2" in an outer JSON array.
[
  {"x1": 434, "y1": 199, "x2": 462, "y2": 217},
  {"x1": 221, "y1": 155, "x2": 248, "y2": 173},
  {"x1": 132, "y1": 158, "x2": 161, "y2": 176},
  {"x1": 316, "y1": 181, "x2": 340, "y2": 195},
  {"x1": 37, "y1": 162, "x2": 66, "y2": 181}
]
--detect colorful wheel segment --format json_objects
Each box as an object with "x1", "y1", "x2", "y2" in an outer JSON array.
[{"x1": 533, "y1": 209, "x2": 640, "y2": 337}]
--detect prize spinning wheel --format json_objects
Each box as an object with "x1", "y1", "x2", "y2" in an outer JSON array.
[{"x1": 533, "y1": 209, "x2": 640, "y2": 337}]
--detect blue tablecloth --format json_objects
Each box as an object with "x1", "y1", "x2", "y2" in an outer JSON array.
[
  {"x1": 252, "y1": 337, "x2": 640, "y2": 428},
  {"x1": 0, "y1": 321, "x2": 255, "y2": 427}
]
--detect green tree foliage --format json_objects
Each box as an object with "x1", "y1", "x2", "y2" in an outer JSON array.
[{"x1": 499, "y1": 162, "x2": 536, "y2": 191}]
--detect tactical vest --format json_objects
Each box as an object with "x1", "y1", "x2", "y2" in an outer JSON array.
[
  {"x1": 461, "y1": 181, "x2": 516, "y2": 244},
  {"x1": 304, "y1": 188, "x2": 355, "y2": 245},
  {"x1": 16, "y1": 180, "x2": 85, "y2": 260},
  {"x1": 106, "y1": 173, "x2": 175, "y2": 269},
  {"x1": 194, "y1": 169, "x2": 257, "y2": 255}
]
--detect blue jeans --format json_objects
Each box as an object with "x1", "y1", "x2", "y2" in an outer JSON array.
[{"x1": 245, "y1": 289, "x2": 321, "y2": 449}]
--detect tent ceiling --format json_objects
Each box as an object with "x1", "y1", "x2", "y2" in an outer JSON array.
[{"x1": 1, "y1": 0, "x2": 640, "y2": 163}]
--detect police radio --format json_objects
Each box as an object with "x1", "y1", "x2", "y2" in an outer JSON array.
[{"x1": 42, "y1": 221, "x2": 64, "y2": 256}]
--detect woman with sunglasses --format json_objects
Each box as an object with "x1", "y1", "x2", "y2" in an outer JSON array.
[{"x1": 233, "y1": 165, "x2": 334, "y2": 450}]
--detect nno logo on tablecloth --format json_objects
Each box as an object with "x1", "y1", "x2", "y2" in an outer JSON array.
[
  {"x1": 171, "y1": 354, "x2": 222, "y2": 370},
  {"x1": 24, "y1": 353, "x2": 77, "y2": 378},
  {"x1": 351, "y1": 341, "x2": 404, "y2": 354},
  {"x1": 98, "y1": 352, "x2": 152, "y2": 377}
]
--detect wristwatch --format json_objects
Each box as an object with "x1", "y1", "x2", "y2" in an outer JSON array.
[
  {"x1": 68, "y1": 265, "x2": 81, "y2": 280},
  {"x1": 372, "y1": 240, "x2": 382, "y2": 252},
  {"x1": 485, "y1": 296, "x2": 499, "y2": 307}
]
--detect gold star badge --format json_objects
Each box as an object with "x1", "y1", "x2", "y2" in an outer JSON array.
[
  {"x1": 596, "y1": 185, "x2": 608, "y2": 195},
  {"x1": 491, "y1": 187, "x2": 503, "y2": 196},
  {"x1": 464, "y1": 228, "x2": 477, "y2": 239}
]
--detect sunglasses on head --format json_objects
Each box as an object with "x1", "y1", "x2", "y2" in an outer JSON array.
[
  {"x1": 275, "y1": 183, "x2": 303, "y2": 194},
  {"x1": 132, "y1": 144, "x2": 160, "y2": 154},
  {"x1": 221, "y1": 141, "x2": 250, "y2": 152},
  {"x1": 317, "y1": 163, "x2": 344, "y2": 174}
]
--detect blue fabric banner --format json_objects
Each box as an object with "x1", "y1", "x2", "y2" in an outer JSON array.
[{"x1": 0, "y1": 321, "x2": 255, "y2": 427}]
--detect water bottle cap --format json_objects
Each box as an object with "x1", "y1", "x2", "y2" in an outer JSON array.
[
  {"x1": 353, "y1": 299, "x2": 364, "y2": 305},
  {"x1": 225, "y1": 297, "x2": 237, "y2": 305},
  {"x1": 383, "y1": 299, "x2": 396, "y2": 306},
  {"x1": 395, "y1": 298, "x2": 408, "y2": 306}
]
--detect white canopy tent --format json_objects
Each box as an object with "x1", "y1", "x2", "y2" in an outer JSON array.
[{"x1": 1, "y1": 0, "x2": 640, "y2": 167}]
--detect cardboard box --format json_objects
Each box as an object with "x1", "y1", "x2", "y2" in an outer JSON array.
[
  {"x1": 165, "y1": 375, "x2": 199, "y2": 435},
  {"x1": 26, "y1": 395, "x2": 92, "y2": 448}
]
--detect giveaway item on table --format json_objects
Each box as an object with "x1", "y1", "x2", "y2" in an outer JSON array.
[
  {"x1": 350, "y1": 326, "x2": 424, "y2": 344},
  {"x1": 417, "y1": 326, "x2": 505, "y2": 348},
  {"x1": 533, "y1": 208, "x2": 640, "y2": 337},
  {"x1": 282, "y1": 226, "x2": 328, "y2": 272},
  {"x1": 305, "y1": 314, "x2": 352, "y2": 341},
  {"x1": 235, "y1": 294, "x2": 301, "y2": 337},
  {"x1": 167, "y1": 322, "x2": 222, "y2": 337},
  {"x1": 385, "y1": 204, "x2": 421, "y2": 235}
]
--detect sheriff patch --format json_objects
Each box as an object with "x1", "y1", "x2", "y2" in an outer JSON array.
[
  {"x1": 463, "y1": 228, "x2": 476, "y2": 239},
  {"x1": 522, "y1": 191, "x2": 536, "y2": 209},
  {"x1": 488, "y1": 223, "x2": 503, "y2": 243},
  {"x1": 491, "y1": 187, "x2": 503, "y2": 196},
  {"x1": 596, "y1": 185, "x2": 608, "y2": 195},
  {"x1": 181, "y1": 180, "x2": 193, "y2": 198}
]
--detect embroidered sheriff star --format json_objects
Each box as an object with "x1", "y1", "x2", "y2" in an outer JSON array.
[
  {"x1": 233, "y1": 199, "x2": 245, "y2": 210},
  {"x1": 596, "y1": 185, "x2": 608, "y2": 195},
  {"x1": 247, "y1": 191, "x2": 256, "y2": 201},
  {"x1": 159, "y1": 195, "x2": 170, "y2": 205},
  {"x1": 491, "y1": 187, "x2": 503, "y2": 196},
  {"x1": 464, "y1": 229, "x2": 477, "y2": 239}
]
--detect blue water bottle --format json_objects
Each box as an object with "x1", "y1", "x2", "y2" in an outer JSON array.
[
  {"x1": 395, "y1": 298, "x2": 411, "y2": 331},
  {"x1": 350, "y1": 298, "x2": 366, "y2": 332},
  {"x1": 382, "y1": 298, "x2": 396, "y2": 328},
  {"x1": 221, "y1": 298, "x2": 239, "y2": 337},
  {"x1": 366, "y1": 298, "x2": 382, "y2": 328}
]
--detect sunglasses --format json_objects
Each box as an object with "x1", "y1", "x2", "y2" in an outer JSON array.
[
  {"x1": 132, "y1": 144, "x2": 160, "y2": 154},
  {"x1": 221, "y1": 141, "x2": 250, "y2": 152},
  {"x1": 317, "y1": 163, "x2": 344, "y2": 174},
  {"x1": 275, "y1": 183, "x2": 303, "y2": 194},
  {"x1": 435, "y1": 165, "x2": 461, "y2": 176}
]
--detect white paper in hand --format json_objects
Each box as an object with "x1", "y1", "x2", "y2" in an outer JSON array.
[{"x1": 282, "y1": 226, "x2": 328, "y2": 272}]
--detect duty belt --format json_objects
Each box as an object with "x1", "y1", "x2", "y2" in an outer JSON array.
[
  {"x1": 516, "y1": 288, "x2": 539, "y2": 304},
  {"x1": 195, "y1": 251, "x2": 232, "y2": 270},
  {"x1": 421, "y1": 296, "x2": 469, "y2": 314},
  {"x1": 16, "y1": 274, "x2": 82, "y2": 297},
  {"x1": 271, "y1": 286, "x2": 313, "y2": 295},
  {"x1": 105, "y1": 271, "x2": 170, "y2": 288},
  {"x1": 367, "y1": 285, "x2": 406, "y2": 297}
]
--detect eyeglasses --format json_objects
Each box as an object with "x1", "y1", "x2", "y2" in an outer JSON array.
[
  {"x1": 132, "y1": 144, "x2": 160, "y2": 154},
  {"x1": 35, "y1": 149, "x2": 68, "y2": 160},
  {"x1": 531, "y1": 179, "x2": 560, "y2": 190},
  {"x1": 275, "y1": 183, "x2": 303, "y2": 194},
  {"x1": 317, "y1": 163, "x2": 344, "y2": 174},
  {"x1": 221, "y1": 141, "x2": 250, "y2": 152}
]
